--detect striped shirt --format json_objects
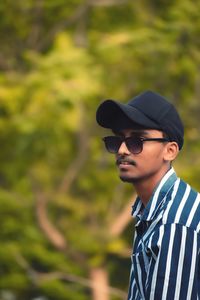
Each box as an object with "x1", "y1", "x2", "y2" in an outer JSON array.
[{"x1": 127, "y1": 167, "x2": 200, "y2": 300}]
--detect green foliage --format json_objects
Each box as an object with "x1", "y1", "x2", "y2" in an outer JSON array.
[
  {"x1": 0, "y1": 1, "x2": 200, "y2": 299},
  {"x1": 40, "y1": 280, "x2": 88, "y2": 300}
]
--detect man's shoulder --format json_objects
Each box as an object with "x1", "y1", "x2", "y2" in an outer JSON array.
[
  {"x1": 175, "y1": 177, "x2": 199, "y2": 200},
  {"x1": 170, "y1": 177, "x2": 199, "y2": 200},
  {"x1": 162, "y1": 178, "x2": 200, "y2": 231}
]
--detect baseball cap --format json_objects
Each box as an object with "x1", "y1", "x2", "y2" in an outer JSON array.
[{"x1": 96, "y1": 90, "x2": 184, "y2": 149}]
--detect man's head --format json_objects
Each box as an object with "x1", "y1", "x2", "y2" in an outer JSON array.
[
  {"x1": 96, "y1": 90, "x2": 184, "y2": 150},
  {"x1": 96, "y1": 91, "x2": 184, "y2": 184}
]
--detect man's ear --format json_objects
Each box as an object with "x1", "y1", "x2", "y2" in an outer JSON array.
[{"x1": 163, "y1": 142, "x2": 179, "y2": 162}]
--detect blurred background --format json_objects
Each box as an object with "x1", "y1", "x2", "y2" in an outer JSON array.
[{"x1": 0, "y1": 0, "x2": 200, "y2": 299}]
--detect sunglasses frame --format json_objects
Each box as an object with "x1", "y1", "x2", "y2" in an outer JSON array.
[{"x1": 102, "y1": 136, "x2": 169, "y2": 154}]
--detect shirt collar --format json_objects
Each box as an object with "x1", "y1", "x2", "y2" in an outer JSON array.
[{"x1": 132, "y1": 167, "x2": 177, "y2": 221}]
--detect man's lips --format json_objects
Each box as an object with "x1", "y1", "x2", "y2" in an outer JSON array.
[{"x1": 116, "y1": 157, "x2": 136, "y2": 166}]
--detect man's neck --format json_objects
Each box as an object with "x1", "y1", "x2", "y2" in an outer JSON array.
[{"x1": 133, "y1": 167, "x2": 170, "y2": 206}]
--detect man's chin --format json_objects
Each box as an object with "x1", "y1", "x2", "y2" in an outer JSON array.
[{"x1": 119, "y1": 175, "x2": 138, "y2": 183}]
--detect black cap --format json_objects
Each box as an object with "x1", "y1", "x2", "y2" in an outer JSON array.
[{"x1": 96, "y1": 90, "x2": 184, "y2": 150}]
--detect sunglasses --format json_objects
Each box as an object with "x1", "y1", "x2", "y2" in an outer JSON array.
[{"x1": 102, "y1": 136, "x2": 169, "y2": 154}]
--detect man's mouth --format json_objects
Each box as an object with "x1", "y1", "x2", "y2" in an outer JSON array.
[{"x1": 116, "y1": 158, "x2": 136, "y2": 166}]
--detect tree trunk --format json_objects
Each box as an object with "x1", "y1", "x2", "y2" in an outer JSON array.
[{"x1": 90, "y1": 267, "x2": 109, "y2": 300}]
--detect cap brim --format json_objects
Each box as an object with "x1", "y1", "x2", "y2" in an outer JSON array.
[{"x1": 96, "y1": 99, "x2": 160, "y2": 129}]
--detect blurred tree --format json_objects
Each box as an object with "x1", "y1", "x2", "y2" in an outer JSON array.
[
  {"x1": 0, "y1": 0, "x2": 200, "y2": 299},
  {"x1": 0, "y1": 33, "x2": 132, "y2": 300}
]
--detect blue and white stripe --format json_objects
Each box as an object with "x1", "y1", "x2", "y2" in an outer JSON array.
[{"x1": 127, "y1": 168, "x2": 200, "y2": 300}]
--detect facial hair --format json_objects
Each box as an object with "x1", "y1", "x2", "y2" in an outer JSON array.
[{"x1": 116, "y1": 156, "x2": 138, "y2": 183}]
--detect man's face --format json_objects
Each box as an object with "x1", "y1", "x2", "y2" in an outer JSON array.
[{"x1": 114, "y1": 128, "x2": 169, "y2": 184}]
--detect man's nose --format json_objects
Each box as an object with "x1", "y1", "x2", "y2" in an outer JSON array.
[{"x1": 117, "y1": 141, "x2": 130, "y2": 155}]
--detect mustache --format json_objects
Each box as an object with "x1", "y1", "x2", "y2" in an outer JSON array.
[{"x1": 116, "y1": 156, "x2": 136, "y2": 166}]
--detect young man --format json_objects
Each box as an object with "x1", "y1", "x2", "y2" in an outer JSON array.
[{"x1": 96, "y1": 91, "x2": 200, "y2": 300}]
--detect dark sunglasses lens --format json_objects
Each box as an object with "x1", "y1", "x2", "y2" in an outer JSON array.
[
  {"x1": 126, "y1": 138, "x2": 143, "y2": 154},
  {"x1": 103, "y1": 136, "x2": 121, "y2": 153}
]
